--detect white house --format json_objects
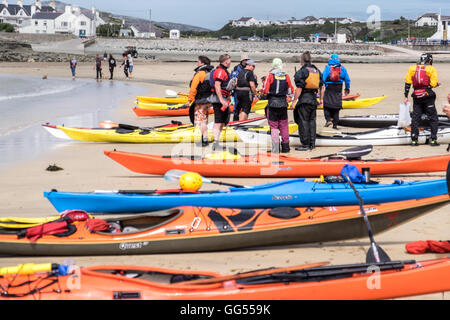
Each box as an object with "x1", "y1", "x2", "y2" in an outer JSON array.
[
  {"x1": 169, "y1": 29, "x2": 180, "y2": 39},
  {"x1": 129, "y1": 22, "x2": 161, "y2": 38},
  {"x1": 0, "y1": 0, "x2": 56, "y2": 29},
  {"x1": 428, "y1": 14, "x2": 450, "y2": 41},
  {"x1": 232, "y1": 17, "x2": 258, "y2": 27},
  {"x1": 415, "y1": 13, "x2": 439, "y2": 27},
  {"x1": 320, "y1": 17, "x2": 358, "y2": 24},
  {"x1": 19, "y1": 4, "x2": 105, "y2": 37}
]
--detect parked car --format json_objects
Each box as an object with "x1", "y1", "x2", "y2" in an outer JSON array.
[
  {"x1": 220, "y1": 35, "x2": 231, "y2": 40},
  {"x1": 271, "y1": 37, "x2": 281, "y2": 42},
  {"x1": 248, "y1": 36, "x2": 261, "y2": 41},
  {"x1": 280, "y1": 38, "x2": 292, "y2": 42},
  {"x1": 294, "y1": 37, "x2": 306, "y2": 42},
  {"x1": 238, "y1": 36, "x2": 250, "y2": 41},
  {"x1": 261, "y1": 37, "x2": 270, "y2": 41}
]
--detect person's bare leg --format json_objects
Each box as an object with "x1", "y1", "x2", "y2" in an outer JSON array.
[{"x1": 239, "y1": 111, "x2": 249, "y2": 121}]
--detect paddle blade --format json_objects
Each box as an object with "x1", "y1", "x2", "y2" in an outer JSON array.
[
  {"x1": 366, "y1": 243, "x2": 391, "y2": 264},
  {"x1": 338, "y1": 145, "x2": 373, "y2": 159},
  {"x1": 165, "y1": 89, "x2": 178, "y2": 97}
]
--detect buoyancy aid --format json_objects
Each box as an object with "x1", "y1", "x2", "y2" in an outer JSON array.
[
  {"x1": 190, "y1": 65, "x2": 214, "y2": 100},
  {"x1": 305, "y1": 66, "x2": 320, "y2": 90}
]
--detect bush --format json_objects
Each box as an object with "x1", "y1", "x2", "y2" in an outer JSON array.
[{"x1": 0, "y1": 23, "x2": 15, "y2": 32}]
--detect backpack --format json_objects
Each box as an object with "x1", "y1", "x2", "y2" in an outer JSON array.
[
  {"x1": 412, "y1": 65, "x2": 430, "y2": 88},
  {"x1": 329, "y1": 66, "x2": 341, "y2": 82},
  {"x1": 305, "y1": 66, "x2": 320, "y2": 90}
]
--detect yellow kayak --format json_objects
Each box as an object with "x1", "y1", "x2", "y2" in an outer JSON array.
[
  {"x1": 42, "y1": 120, "x2": 298, "y2": 144},
  {"x1": 253, "y1": 96, "x2": 387, "y2": 111},
  {"x1": 137, "y1": 96, "x2": 188, "y2": 104}
]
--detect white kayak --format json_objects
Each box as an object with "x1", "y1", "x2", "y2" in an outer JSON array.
[
  {"x1": 338, "y1": 114, "x2": 449, "y2": 128},
  {"x1": 236, "y1": 126, "x2": 450, "y2": 147}
]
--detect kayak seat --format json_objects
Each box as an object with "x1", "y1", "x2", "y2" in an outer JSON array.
[
  {"x1": 115, "y1": 128, "x2": 135, "y2": 134},
  {"x1": 139, "y1": 130, "x2": 151, "y2": 135},
  {"x1": 269, "y1": 207, "x2": 300, "y2": 219}
]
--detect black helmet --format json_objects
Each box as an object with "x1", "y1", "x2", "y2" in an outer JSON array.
[{"x1": 420, "y1": 53, "x2": 433, "y2": 65}]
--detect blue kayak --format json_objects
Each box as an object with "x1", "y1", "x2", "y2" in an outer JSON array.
[{"x1": 44, "y1": 178, "x2": 449, "y2": 214}]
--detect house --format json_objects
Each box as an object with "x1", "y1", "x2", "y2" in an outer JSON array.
[
  {"x1": 19, "y1": 4, "x2": 105, "y2": 37},
  {"x1": 310, "y1": 32, "x2": 333, "y2": 43},
  {"x1": 169, "y1": 29, "x2": 180, "y2": 39},
  {"x1": 232, "y1": 17, "x2": 258, "y2": 27},
  {"x1": 0, "y1": 0, "x2": 56, "y2": 29},
  {"x1": 415, "y1": 13, "x2": 439, "y2": 27},
  {"x1": 320, "y1": 17, "x2": 358, "y2": 24},
  {"x1": 427, "y1": 14, "x2": 450, "y2": 41},
  {"x1": 299, "y1": 16, "x2": 319, "y2": 25},
  {"x1": 129, "y1": 22, "x2": 162, "y2": 38}
]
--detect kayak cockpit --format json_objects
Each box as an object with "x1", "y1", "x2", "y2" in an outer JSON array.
[{"x1": 97, "y1": 209, "x2": 183, "y2": 235}]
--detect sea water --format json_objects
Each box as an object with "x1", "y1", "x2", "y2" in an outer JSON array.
[{"x1": 0, "y1": 74, "x2": 147, "y2": 168}]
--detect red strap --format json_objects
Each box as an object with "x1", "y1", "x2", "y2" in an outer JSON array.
[
  {"x1": 405, "y1": 241, "x2": 429, "y2": 254},
  {"x1": 428, "y1": 240, "x2": 450, "y2": 253}
]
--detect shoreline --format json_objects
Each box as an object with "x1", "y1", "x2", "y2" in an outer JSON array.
[{"x1": 0, "y1": 62, "x2": 448, "y2": 300}]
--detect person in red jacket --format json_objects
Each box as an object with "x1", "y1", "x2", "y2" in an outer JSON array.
[{"x1": 263, "y1": 58, "x2": 295, "y2": 153}]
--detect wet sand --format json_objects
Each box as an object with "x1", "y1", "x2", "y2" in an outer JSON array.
[{"x1": 0, "y1": 60, "x2": 448, "y2": 299}]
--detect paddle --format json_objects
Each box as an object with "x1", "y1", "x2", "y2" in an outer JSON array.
[
  {"x1": 311, "y1": 145, "x2": 373, "y2": 160},
  {"x1": 342, "y1": 173, "x2": 391, "y2": 264},
  {"x1": 177, "y1": 261, "x2": 329, "y2": 286},
  {"x1": 164, "y1": 170, "x2": 248, "y2": 188}
]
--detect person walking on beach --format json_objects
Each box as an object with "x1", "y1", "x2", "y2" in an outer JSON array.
[
  {"x1": 127, "y1": 53, "x2": 134, "y2": 79},
  {"x1": 210, "y1": 54, "x2": 232, "y2": 150},
  {"x1": 291, "y1": 51, "x2": 324, "y2": 151},
  {"x1": 121, "y1": 54, "x2": 129, "y2": 79},
  {"x1": 262, "y1": 58, "x2": 294, "y2": 153},
  {"x1": 103, "y1": 51, "x2": 108, "y2": 61},
  {"x1": 322, "y1": 53, "x2": 351, "y2": 129},
  {"x1": 95, "y1": 54, "x2": 102, "y2": 81},
  {"x1": 235, "y1": 60, "x2": 258, "y2": 121},
  {"x1": 108, "y1": 54, "x2": 116, "y2": 80},
  {"x1": 187, "y1": 56, "x2": 214, "y2": 147},
  {"x1": 404, "y1": 53, "x2": 440, "y2": 146},
  {"x1": 70, "y1": 57, "x2": 77, "y2": 80},
  {"x1": 231, "y1": 54, "x2": 249, "y2": 121}
]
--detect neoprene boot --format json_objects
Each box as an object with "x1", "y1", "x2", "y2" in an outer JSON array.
[
  {"x1": 271, "y1": 142, "x2": 280, "y2": 154},
  {"x1": 281, "y1": 143, "x2": 290, "y2": 153},
  {"x1": 295, "y1": 146, "x2": 310, "y2": 151}
]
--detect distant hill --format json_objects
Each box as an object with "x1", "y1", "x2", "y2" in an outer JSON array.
[{"x1": 42, "y1": 1, "x2": 211, "y2": 32}]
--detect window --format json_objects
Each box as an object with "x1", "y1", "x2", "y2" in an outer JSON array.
[
  {"x1": 43, "y1": 21, "x2": 47, "y2": 27},
  {"x1": 61, "y1": 21, "x2": 68, "y2": 27},
  {"x1": 35, "y1": 21, "x2": 38, "y2": 26},
  {"x1": 80, "y1": 21, "x2": 86, "y2": 26},
  {"x1": 0, "y1": 19, "x2": 3, "y2": 23}
]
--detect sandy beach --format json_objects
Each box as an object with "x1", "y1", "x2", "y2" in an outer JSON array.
[{"x1": 0, "y1": 59, "x2": 448, "y2": 299}]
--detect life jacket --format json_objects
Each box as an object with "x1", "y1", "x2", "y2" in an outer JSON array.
[
  {"x1": 237, "y1": 69, "x2": 255, "y2": 89},
  {"x1": 18, "y1": 217, "x2": 77, "y2": 242},
  {"x1": 329, "y1": 65, "x2": 341, "y2": 82},
  {"x1": 190, "y1": 65, "x2": 214, "y2": 99},
  {"x1": 412, "y1": 65, "x2": 430, "y2": 89},
  {"x1": 210, "y1": 65, "x2": 231, "y2": 96},
  {"x1": 268, "y1": 72, "x2": 289, "y2": 96},
  {"x1": 305, "y1": 66, "x2": 320, "y2": 90}
]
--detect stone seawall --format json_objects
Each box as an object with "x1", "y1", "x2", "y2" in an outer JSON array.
[
  {"x1": 0, "y1": 32, "x2": 76, "y2": 44},
  {"x1": 86, "y1": 38, "x2": 383, "y2": 62}
]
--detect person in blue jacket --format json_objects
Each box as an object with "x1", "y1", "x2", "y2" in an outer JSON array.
[{"x1": 322, "y1": 53, "x2": 351, "y2": 129}]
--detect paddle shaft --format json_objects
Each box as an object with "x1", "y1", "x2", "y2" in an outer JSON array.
[
  {"x1": 178, "y1": 262, "x2": 329, "y2": 285},
  {"x1": 344, "y1": 175, "x2": 382, "y2": 263}
]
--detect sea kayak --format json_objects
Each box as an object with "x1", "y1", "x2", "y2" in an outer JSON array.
[
  {"x1": 133, "y1": 105, "x2": 214, "y2": 117},
  {"x1": 136, "y1": 94, "x2": 361, "y2": 107},
  {"x1": 44, "y1": 177, "x2": 449, "y2": 214},
  {"x1": 1, "y1": 195, "x2": 448, "y2": 256},
  {"x1": 42, "y1": 117, "x2": 277, "y2": 143},
  {"x1": 237, "y1": 125, "x2": 450, "y2": 147},
  {"x1": 252, "y1": 96, "x2": 387, "y2": 111},
  {"x1": 1, "y1": 258, "x2": 448, "y2": 300},
  {"x1": 339, "y1": 114, "x2": 450, "y2": 128},
  {"x1": 104, "y1": 150, "x2": 450, "y2": 177}
]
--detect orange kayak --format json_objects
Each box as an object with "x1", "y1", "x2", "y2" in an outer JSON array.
[
  {"x1": 1, "y1": 258, "x2": 448, "y2": 300},
  {"x1": 105, "y1": 150, "x2": 450, "y2": 177},
  {"x1": 0, "y1": 195, "x2": 447, "y2": 256}
]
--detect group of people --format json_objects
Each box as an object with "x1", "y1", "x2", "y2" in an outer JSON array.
[
  {"x1": 69, "y1": 51, "x2": 134, "y2": 81},
  {"x1": 186, "y1": 52, "x2": 351, "y2": 152}
]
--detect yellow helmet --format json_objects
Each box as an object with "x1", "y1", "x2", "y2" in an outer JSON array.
[{"x1": 179, "y1": 172, "x2": 203, "y2": 192}]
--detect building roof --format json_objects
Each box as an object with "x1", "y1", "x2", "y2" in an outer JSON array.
[
  {"x1": 236, "y1": 17, "x2": 253, "y2": 22},
  {"x1": 0, "y1": 4, "x2": 55, "y2": 16},
  {"x1": 32, "y1": 11, "x2": 62, "y2": 20},
  {"x1": 301, "y1": 16, "x2": 318, "y2": 22},
  {"x1": 419, "y1": 13, "x2": 438, "y2": 19}
]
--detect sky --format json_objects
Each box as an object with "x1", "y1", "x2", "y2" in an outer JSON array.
[{"x1": 23, "y1": 0, "x2": 450, "y2": 30}]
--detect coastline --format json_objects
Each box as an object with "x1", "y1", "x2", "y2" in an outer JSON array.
[{"x1": 0, "y1": 61, "x2": 448, "y2": 299}]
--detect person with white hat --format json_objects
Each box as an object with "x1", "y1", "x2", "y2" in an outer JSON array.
[
  {"x1": 262, "y1": 58, "x2": 295, "y2": 153},
  {"x1": 234, "y1": 59, "x2": 258, "y2": 121},
  {"x1": 230, "y1": 53, "x2": 250, "y2": 121}
]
